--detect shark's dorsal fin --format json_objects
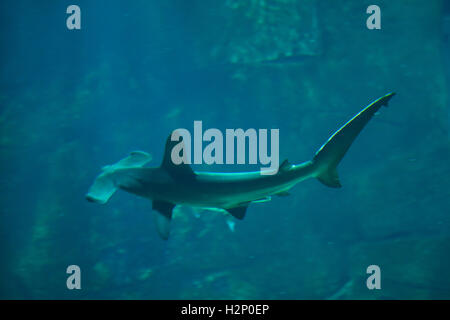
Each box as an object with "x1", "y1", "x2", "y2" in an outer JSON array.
[
  {"x1": 153, "y1": 200, "x2": 175, "y2": 240},
  {"x1": 161, "y1": 134, "x2": 195, "y2": 178},
  {"x1": 227, "y1": 205, "x2": 249, "y2": 220}
]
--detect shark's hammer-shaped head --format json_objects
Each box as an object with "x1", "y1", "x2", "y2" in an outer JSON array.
[{"x1": 85, "y1": 151, "x2": 153, "y2": 204}]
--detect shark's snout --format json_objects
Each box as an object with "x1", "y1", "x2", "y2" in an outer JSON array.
[{"x1": 86, "y1": 193, "x2": 105, "y2": 204}]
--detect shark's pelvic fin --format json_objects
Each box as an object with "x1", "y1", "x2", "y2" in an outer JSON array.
[
  {"x1": 227, "y1": 205, "x2": 249, "y2": 220},
  {"x1": 313, "y1": 92, "x2": 396, "y2": 188},
  {"x1": 86, "y1": 151, "x2": 152, "y2": 204},
  {"x1": 153, "y1": 200, "x2": 175, "y2": 240}
]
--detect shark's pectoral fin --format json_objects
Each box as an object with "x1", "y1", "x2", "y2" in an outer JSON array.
[
  {"x1": 227, "y1": 205, "x2": 249, "y2": 220},
  {"x1": 154, "y1": 213, "x2": 171, "y2": 240},
  {"x1": 153, "y1": 200, "x2": 175, "y2": 240}
]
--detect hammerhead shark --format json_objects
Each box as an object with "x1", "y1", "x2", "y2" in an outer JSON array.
[{"x1": 86, "y1": 93, "x2": 396, "y2": 239}]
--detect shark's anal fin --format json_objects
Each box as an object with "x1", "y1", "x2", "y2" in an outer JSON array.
[
  {"x1": 252, "y1": 196, "x2": 272, "y2": 203},
  {"x1": 161, "y1": 134, "x2": 195, "y2": 179},
  {"x1": 153, "y1": 200, "x2": 175, "y2": 240},
  {"x1": 227, "y1": 205, "x2": 249, "y2": 220}
]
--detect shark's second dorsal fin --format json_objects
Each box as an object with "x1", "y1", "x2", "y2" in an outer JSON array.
[
  {"x1": 161, "y1": 134, "x2": 195, "y2": 178},
  {"x1": 279, "y1": 159, "x2": 292, "y2": 172}
]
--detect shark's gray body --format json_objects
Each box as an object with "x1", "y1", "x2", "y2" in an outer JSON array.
[{"x1": 87, "y1": 93, "x2": 396, "y2": 239}]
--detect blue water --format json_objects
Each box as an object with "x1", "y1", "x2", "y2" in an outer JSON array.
[{"x1": 1, "y1": 0, "x2": 449, "y2": 299}]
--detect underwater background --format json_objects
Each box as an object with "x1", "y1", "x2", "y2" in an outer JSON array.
[{"x1": 1, "y1": 0, "x2": 449, "y2": 299}]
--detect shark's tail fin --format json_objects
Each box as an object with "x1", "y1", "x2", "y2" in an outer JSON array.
[
  {"x1": 86, "y1": 151, "x2": 152, "y2": 204},
  {"x1": 312, "y1": 93, "x2": 396, "y2": 188}
]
